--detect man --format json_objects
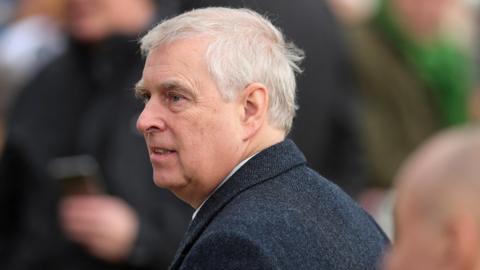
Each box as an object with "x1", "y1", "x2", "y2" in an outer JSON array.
[
  {"x1": 385, "y1": 125, "x2": 480, "y2": 270},
  {"x1": 136, "y1": 7, "x2": 389, "y2": 269},
  {"x1": 182, "y1": 0, "x2": 365, "y2": 198},
  {"x1": 0, "y1": 0, "x2": 190, "y2": 269}
]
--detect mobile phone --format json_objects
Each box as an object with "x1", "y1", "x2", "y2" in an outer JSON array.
[{"x1": 48, "y1": 155, "x2": 104, "y2": 196}]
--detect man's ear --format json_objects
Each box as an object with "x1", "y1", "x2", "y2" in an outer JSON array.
[
  {"x1": 239, "y1": 83, "x2": 269, "y2": 140},
  {"x1": 443, "y1": 210, "x2": 479, "y2": 269}
]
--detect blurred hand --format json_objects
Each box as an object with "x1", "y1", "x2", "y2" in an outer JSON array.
[{"x1": 59, "y1": 195, "x2": 139, "y2": 262}]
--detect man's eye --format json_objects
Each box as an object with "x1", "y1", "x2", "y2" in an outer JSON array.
[
  {"x1": 140, "y1": 93, "x2": 151, "y2": 104},
  {"x1": 167, "y1": 92, "x2": 185, "y2": 103},
  {"x1": 164, "y1": 91, "x2": 190, "y2": 112},
  {"x1": 135, "y1": 89, "x2": 151, "y2": 104}
]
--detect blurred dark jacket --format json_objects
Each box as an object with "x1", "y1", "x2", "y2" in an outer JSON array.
[
  {"x1": 182, "y1": 0, "x2": 365, "y2": 197},
  {"x1": 347, "y1": 24, "x2": 442, "y2": 188},
  {"x1": 0, "y1": 34, "x2": 192, "y2": 270}
]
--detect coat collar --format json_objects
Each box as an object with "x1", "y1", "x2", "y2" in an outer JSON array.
[{"x1": 169, "y1": 139, "x2": 306, "y2": 269}]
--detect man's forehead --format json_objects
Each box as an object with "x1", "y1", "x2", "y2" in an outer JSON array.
[
  {"x1": 145, "y1": 37, "x2": 213, "y2": 61},
  {"x1": 141, "y1": 39, "x2": 213, "y2": 78}
]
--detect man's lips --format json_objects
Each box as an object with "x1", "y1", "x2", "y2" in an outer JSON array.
[
  {"x1": 150, "y1": 147, "x2": 176, "y2": 154},
  {"x1": 148, "y1": 146, "x2": 177, "y2": 163}
]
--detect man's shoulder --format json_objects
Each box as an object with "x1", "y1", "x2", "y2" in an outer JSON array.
[
  {"x1": 207, "y1": 164, "x2": 382, "y2": 240},
  {"x1": 192, "y1": 165, "x2": 388, "y2": 269}
]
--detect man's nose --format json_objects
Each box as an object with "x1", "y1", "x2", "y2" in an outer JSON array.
[{"x1": 136, "y1": 101, "x2": 166, "y2": 134}]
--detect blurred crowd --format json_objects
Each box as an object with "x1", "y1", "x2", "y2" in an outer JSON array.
[
  {"x1": 0, "y1": 0, "x2": 479, "y2": 269},
  {"x1": 332, "y1": 0, "x2": 479, "y2": 239}
]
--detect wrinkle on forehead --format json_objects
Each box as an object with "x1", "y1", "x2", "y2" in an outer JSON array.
[
  {"x1": 142, "y1": 38, "x2": 213, "y2": 87},
  {"x1": 145, "y1": 37, "x2": 212, "y2": 68}
]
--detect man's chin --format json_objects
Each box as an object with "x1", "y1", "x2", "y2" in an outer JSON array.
[{"x1": 152, "y1": 174, "x2": 186, "y2": 190}]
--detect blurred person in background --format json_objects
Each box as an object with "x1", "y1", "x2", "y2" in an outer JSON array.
[
  {"x1": 181, "y1": 0, "x2": 366, "y2": 198},
  {"x1": 343, "y1": 0, "x2": 477, "y2": 220},
  {"x1": 328, "y1": 0, "x2": 378, "y2": 25},
  {"x1": 385, "y1": 125, "x2": 480, "y2": 270},
  {"x1": 472, "y1": 0, "x2": 480, "y2": 121},
  {"x1": 0, "y1": 0, "x2": 67, "y2": 152},
  {"x1": 0, "y1": 0, "x2": 15, "y2": 27},
  {"x1": 0, "y1": 0, "x2": 192, "y2": 269}
]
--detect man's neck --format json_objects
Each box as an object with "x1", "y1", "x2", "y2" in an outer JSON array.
[
  {"x1": 242, "y1": 126, "x2": 285, "y2": 161},
  {"x1": 191, "y1": 153, "x2": 258, "y2": 220},
  {"x1": 185, "y1": 127, "x2": 286, "y2": 208}
]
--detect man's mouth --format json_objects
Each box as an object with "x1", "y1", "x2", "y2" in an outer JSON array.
[
  {"x1": 149, "y1": 146, "x2": 176, "y2": 163},
  {"x1": 151, "y1": 147, "x2": 176, "y2": 155}
]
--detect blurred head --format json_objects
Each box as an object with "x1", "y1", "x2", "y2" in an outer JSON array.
[
  {"x1": 67, "y1": 0, "x2": 155, "y2": 42},
  {"x1": 391, "y1": 0, "x2": 454, "y2": 38},
  {"x1": 135, "y1": 7, "x2": 303, "y2": 207},
  {"x1": 15, "y1": 0, "x2": 66, "y2": 21},
  {"x1": 385, "y1": 125, "x2": 480, "y2": 270}
]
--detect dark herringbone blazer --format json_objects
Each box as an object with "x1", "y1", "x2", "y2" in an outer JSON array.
[{"x1": 169, "y1": 140, "x2": 388, "y2": 270}]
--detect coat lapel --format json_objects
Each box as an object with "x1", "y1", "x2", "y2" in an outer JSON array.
[{"x1": 169, "y1": 139, "x2": 306, "y2": 269}]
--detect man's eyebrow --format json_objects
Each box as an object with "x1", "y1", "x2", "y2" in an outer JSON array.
[
  {"x1": 161, "y1": 80, "x2": 186, "y2": 91},
  {"x1": 134, "y1": 79, "x2": 196, "y2": 98},
  {"x1": 134, "y1": 79, "x2": 147, "y2": 98},
  {"x1": 160, "y1": 80, "x2": 196, "y2": 96}
]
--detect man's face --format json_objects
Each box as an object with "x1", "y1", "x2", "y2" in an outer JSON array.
[
  {"x1": 136, "y1": 38, "x2": 245, "y2": 206},
  {"x1": 385, "y1": 190, "x2": 447, "y2": 270}
]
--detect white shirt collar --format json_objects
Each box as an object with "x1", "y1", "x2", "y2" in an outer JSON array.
[{"x1": 191, "y1": 154, "x2": 257, "y2": 220}]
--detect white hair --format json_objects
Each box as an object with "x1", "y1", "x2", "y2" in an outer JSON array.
[{"x1": 140, "y1": 7, "x2": 304, "y2": 133}]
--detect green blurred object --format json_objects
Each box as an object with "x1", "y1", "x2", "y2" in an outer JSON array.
[{"x1": 374, "y1": 0, "x2": 473, "y2": 126}]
